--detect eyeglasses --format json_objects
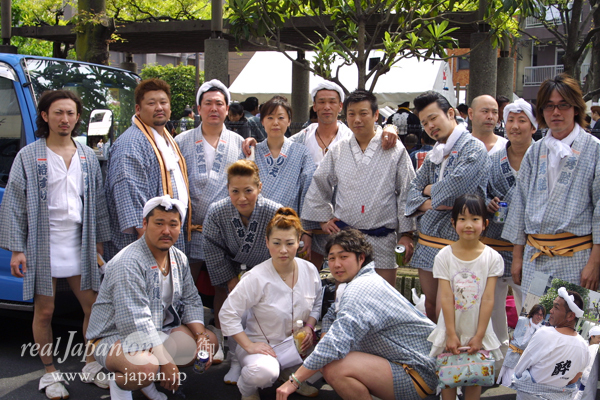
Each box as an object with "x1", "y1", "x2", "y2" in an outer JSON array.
[{"x1": 543, "y1": 103, "x2": 573, "y2": 112}]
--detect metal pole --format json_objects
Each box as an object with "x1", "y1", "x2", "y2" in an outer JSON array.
[
  {"x1": 211, "y1": 0, "x2": 223, "y2": 35},
  {"x1": 2, "y1": 0, "x2": 12, "y2": 45}
]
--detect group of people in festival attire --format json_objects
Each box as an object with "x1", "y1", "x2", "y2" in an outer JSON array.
[{"x1": 1, "y1": 71, "x2": 598, "y2": 400}]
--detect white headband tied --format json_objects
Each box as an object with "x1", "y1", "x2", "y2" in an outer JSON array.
[
  {"x1": 143, "y1": 195, "x2": 186, "y2": 222},
  {"x1": 557, "y1": 287, "x2": 584, "y2": 318},
  {"x1": 503, "y1": 98, "x2": 538, "y2": 129},
  {"x1": 588, "y1": 326, "x2": 600, "y2": 337},
  {"x1": 196, "y1": 79, "x2": 231, "y2": 106},
  {"x1": 311, "y1": 81, "x2": 345, "y2": 103}
]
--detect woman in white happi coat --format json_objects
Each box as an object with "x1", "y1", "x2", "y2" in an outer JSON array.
[
  {"x1": 254, "y1": 96, "x2": 318, "y2": 258},
  {"x1": 573, "y1": 326, "x2": 600, "y2": 400},
  {"x1": 497, "y1": 304, "x2": 545, "y2": 387},
  {"x1": 220, "y1": 207, "x2": 322, "y2": 400}
]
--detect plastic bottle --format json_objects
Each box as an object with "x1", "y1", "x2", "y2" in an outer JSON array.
[
  {"x1": 293, "y1": 320, "x2": 306, "y2": 355},
  {"x1": 193, "y1": 350, "x2": 210, "y2": 374},
  {"x1": 238, "y1": 264, "x2": 247, "y2": 280}
]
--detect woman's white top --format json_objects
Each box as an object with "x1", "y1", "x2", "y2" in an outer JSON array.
[{"x1": 220, "y1": 258, "x2": 323, "y2": 344}]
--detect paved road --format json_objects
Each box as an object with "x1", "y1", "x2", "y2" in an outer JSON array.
[{"x1": 0, "y1": 304, "x2": 521, "y2": 400}]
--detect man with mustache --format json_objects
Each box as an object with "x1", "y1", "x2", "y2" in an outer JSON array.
[
  {"x1": 87, "y1": 196, "x2": 218, "y2": 400},
  {"x1": 469, "y1": 95, "x2": 508, "y2": 155},
  {"x1": 0, "y1": 89, "x2": 111, "y2": 399},
  {"x1": 104, "y1": 79, "x2": 190, "y2": 260}
]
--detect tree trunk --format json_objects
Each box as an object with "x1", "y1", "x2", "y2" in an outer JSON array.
[
  {"x1": 592, "y1": 10, "x2": 600, "y2": 102},
  {"x1": 562, "y1": 0, "x2": 584, "y2": 78},
  {"x1": 75, "y1": 0, "x2": 112, "y2": 65},
  {"x1": 356, "y1": 18, "x2": 367, "y2": 90}
]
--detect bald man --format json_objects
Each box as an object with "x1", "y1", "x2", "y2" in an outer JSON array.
[{"x1": 469, "y1": 95, "x2": 508, "y2": 155}]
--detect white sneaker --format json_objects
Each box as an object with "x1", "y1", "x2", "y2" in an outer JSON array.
[
  {"x1": 81, "y1": 361, "x2": 109, "y2": 389},
  {"x1": 39, "y1": 371, "x2": 69, "y2": 400},
  {"x1": 223, "y1": 353, "x2": 241, "y2": 385},
  {"x1": 140, "y1": 382, "x2": 167, "y2": 400},
  {"x1": 109, "y1": 379, "x2": 133, "y2": 400},
  {"x1": 206, "y1": 325, "x2": 224, "y2": 364}
]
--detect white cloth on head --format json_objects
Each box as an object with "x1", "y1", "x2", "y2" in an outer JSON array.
[
  {"x1": 143, "y1": 195, "x2": 186, "y2": 222},
  {"x1": 429, "y1": 126, "x2": 465, "y2": 164},
  {"x1": 196, "y1": 79, "x2": 231, "y2": 105},
  {"x1": 545, "y1": 124, "x2": 580, "y2": 169},
  {"x1": 589, "y1": 326, "x2": 600, "y2": 337},
  {"x1": 557, "y1": 286, "x2": 584, "y2": 318},
  {"x1": 310, "y1": 81, "x2": 345, "y2": 103},
  {"x1": 503, "y1": 99, "x2": 538, "y2": 129}
]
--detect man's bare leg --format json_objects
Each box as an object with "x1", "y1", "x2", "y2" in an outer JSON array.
[
  {"x1": 213, "y1": 286, "x2": 228, "y2": 329},
  {"x1": 418, "y1": 269, "x2": 438, "y2": 323},
  {"x1": 375, "y1": 268, "x2": 397, "y2": 288},
  {"x1": 33, "y1": 279, "x2": 57, "y2": 372},
  {"x1": 66, "y1": 275, "x2": 98, "y2": 363},
  {"x1": 105, "y1": 341, "x2": 160, "y2": 391},
  {"x1": 321, "y1": 351, "x2": 395, "y2": 400}
]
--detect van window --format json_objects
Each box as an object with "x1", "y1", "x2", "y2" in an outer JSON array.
[
  {"x1": 0, "y1": 77, "x2": 24, "y2": 188},
  {"x1": 23, "y1": 58, "x2": 139, "y2": 141}
]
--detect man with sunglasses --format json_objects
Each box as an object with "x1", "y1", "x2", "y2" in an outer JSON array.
[{"x1": 504, "y1": 74, "x2": 600, "y2": 299}]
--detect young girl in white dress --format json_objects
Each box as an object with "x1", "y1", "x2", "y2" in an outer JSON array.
[{"x1": 428, "y1": 194, "x2": 504, "y2": 400}]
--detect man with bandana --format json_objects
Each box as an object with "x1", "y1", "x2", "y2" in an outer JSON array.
[
  {"x1": 87, "y1": 196, "x2": 218, "y2": 400},
  {"x1": 511, "y1": 287, "x2": 589, "y2": 399}
]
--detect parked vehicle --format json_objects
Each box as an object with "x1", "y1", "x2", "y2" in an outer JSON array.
[{"x1": 0, "y1": 54, "x2": 139, "y2": 310}]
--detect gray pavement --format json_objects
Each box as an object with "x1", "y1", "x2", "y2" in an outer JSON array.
[{"x1": 0, "y1": 304, "x2": 521, "y2": 400}]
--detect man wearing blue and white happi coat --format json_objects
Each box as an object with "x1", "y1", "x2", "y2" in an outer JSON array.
[
  {"x1": 510, "y1": 288, "x2": 589, "y2": 400},
  {"x1": 86, "y1": 196, "x2": 218, "y2": 400},
  {"x1": 276, "y1": 229, "x2": 437, "y2": 400},
  {"x1": 0, "y1": 90, "x2": 110, "y2": 399},
  {"x1": 174, "y1": 80, "x2": 244, "y2": 279},
  {"x1": 405, "y1": 90, "x2": 490, "y2": 322},
  {"x1": 104, "y1": 78, "x2": 190, "y2": 260},
  {"x1": 503, "y1": 74, "x2": 600, "y2": 297}
]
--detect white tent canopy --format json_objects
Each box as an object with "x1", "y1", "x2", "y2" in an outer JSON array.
[{"x1": 229, "y1": 51, "x2": 457, "y2": 108}]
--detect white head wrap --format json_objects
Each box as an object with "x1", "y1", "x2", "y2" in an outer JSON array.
[
  {"x1": 557, "y1": 287, "x2": 584, "y2": 318},
  {"x1": 196, "y1": 79, "x2": 231, "y2": 106},
  {"x1": 589, "y1": 326, "x2": 600, "y2": 337},
  {"x1": 503, "y1": 98, "x2": 538, "y2": 130},
  {"x1": 143, "y1": 195, "x2": 186, "y2": 222},
  {"x1": 310, "y1": 81, "x2": 345, "y2": 103}
]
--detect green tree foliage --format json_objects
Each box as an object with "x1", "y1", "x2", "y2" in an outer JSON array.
[
  {"x1": 538, "y1": 278, "x2": 590, "y2": 317},
  {"x1": 140, "y1": 63, "x2": 202, "y2": 120},
  {"x1": 501, "y1": 0, "x2": 600, "y2": 95},
  {"x1": 107, "y1": 0, "x2": 211, "y2": 22},
  {"x1": 227, "y1": 0, "x2": 466, "y2": 92}
]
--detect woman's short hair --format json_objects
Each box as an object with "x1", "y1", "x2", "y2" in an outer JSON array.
[
  {"x1": 227, "y1": 159, "x2": 261, "y2": 186},
  {"x1": 325, "y1": 229, "x2": 373, "y2": 267},
  {"x1": 536, "y1": 74, "x2": 587, "y2": 129},
  {"x1": 260, "y1": 96, "x2": 292, "y2": 122},
  {"x1": 527, "y1": 304, "x2": 546, "y2": 319},
  {"x1": 266, "y1": 207, "x2": 304, "y2": 239},
  {"x1": 229, "y1": 102, "x2": 244, "y2": 117},
  {"x1": 35, "y1": 90, "x2": 83, "y2": 138}
]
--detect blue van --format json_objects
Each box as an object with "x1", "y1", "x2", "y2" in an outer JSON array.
[{"x1": 0, "y1": 54, "x2": 139, "y2": 310}]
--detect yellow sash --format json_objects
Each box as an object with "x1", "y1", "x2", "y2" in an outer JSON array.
[
  {"x1": 526, "y1": 232, "x2": 593, "y2": 261},
  {"x1": 132, "y1": 116, "x2": 192, "y2": 240}
]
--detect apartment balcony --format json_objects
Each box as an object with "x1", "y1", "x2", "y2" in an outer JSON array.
[{"x1": 523, "y1": 64, "x2": 590, "y2": 86}]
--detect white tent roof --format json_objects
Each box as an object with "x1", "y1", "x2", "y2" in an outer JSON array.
[{"x1": 229, "y1": 51, "x2": 457, "y2": 108}]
